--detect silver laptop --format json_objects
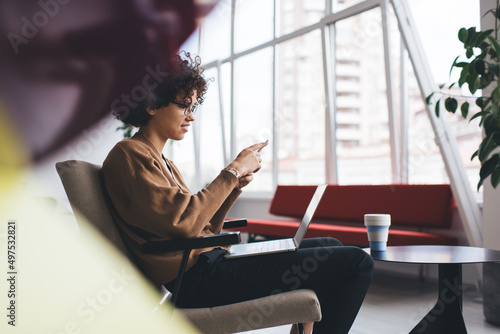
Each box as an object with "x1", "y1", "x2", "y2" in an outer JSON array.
[{"x1": 224, "y1": 184, "x2": 327, "y2": 259}]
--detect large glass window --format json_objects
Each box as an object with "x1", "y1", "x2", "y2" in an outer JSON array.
[
  {"x1": 234, "y1": 48, "x2": 274, "y2": 191},
  {"x1": 334, "y1": 0, "x2": 365, "y2": 12},
  {"x1": 277, "y1": 0, "x2": 325, "y2": 37},
  {"x1": 193, "y1": 0, "x2": 481, "y2": 198},
  {"x1": 200, "y1": 0, "x2": 231, "y2": 63},
  {"x1": 198, "y1": 68, "x2": 225, "y2": 188},
  {"x1": 406, "y1": 63, "x2": 449, "y2": 184},
  {"x1": 334, "y1": 8, "x2": 392, "y2": 184},
  {"x1": 277, "y1": 30, "x2": 326, "y2": 185},
  {"x1": 169, "y1": 135, "x2": 196, "y2": 191},
  {"x1": 234, "y1": 0, "x2": 274, "y2": 52}
]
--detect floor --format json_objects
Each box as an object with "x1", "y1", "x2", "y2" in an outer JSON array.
[{"x1": 242, "y1": 269, "x2": 500, "y2": 334}]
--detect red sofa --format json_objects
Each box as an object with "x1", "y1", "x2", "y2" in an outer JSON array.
[{"x1": 234, "y1": 184, "x2": 458, "y2": 247}]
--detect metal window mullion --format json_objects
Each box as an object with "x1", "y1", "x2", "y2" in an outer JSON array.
[
  {"x1": 323, "y1": 0, "x2": 380, "y2": 26},
  {"x1": 400, "y1": 39, "x2": 409, "y2": 183},
  {"x1": 216, "y1": 61, "x2": 229, "y2": 166},
  {"x1": 230, "y1": 0, "x2": 236, "y2": 159},
  {"x1": 202, "y1": 0, "x2": 380, "y2": 71},
  {"x1": 322, "y1": 23, "x2": 338, "y2": 184},
  {"x1": 193, "y1": 103, "x2": 201, "y2": 189},
  {"x1": 272, "y1": 0, "x2": 278, "y2": 188},
  {"x1": 391, "y1": 0, "x2": 482, "y2": 247},
  {"x1": 193, "y1": 22, "x2": 205, "y2": 189},
  {"x1": 381, "y1": 0, "x2": 400, "y2": 183}
]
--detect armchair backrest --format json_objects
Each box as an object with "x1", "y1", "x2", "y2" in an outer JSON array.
[{"x1": 56, "y1": 160, "x2": 133, "y2": 259}]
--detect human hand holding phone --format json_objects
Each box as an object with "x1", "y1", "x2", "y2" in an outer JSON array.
[
  {"x1": 226, "y1": 139, "x2": 268, "y2": 189},
  {"x1": 257, "y1": 139, "x2": 269, "y2": 152}
]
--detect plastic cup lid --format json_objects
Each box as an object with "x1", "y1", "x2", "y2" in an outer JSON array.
[{"x1": 364, "y1": 214, "x2": 391, "y2": 220}]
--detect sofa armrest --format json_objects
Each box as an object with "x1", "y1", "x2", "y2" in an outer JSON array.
[{"x1": 141, "y1": 231, "x2": 241, "y2": 254}]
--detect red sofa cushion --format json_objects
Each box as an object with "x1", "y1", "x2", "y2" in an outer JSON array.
[
  {"x1": 238, "y1": 219, "x2": 458, "y2": 246},
  {"x1": 269, "y1": 184, "x2": 455, "y2": 228}
]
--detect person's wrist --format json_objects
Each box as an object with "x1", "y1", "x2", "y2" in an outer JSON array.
[{"x1": 223, "y1": 167, "x2": 241, "y2": 181}]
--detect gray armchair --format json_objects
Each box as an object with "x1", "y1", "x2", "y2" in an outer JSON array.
[{"x1": 56, "y1": 160, "x2": 321, "y2": 334}]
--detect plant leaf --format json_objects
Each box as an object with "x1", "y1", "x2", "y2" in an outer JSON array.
[
  {"x1": 425, "y1": 92, "x2": 435, "y2": 105},
  {"x1": 449, "y1": 55, "x2": 461, "y2": 77},
  {"x1": 461, "y1": 101, "x2": 470, "y2": 118},
  {"x1": 489, "y1": 62, "x2": 499, "y2": 76},
  {"x1": 491, "y1": 86, "x2": 500, "y2": 119},
  {"x1": 479, "y1": 154, "x2": 500, "y2": 190},
  {"x1": 487, "y1": 36, "x2": 500, "y2": 59},
  {"x1": 466, "y1": 47, "x2": 474, "y2": 59},
  {"x1": 468, "y1": 74, "x2": 480, "y2": 94},
  {"x1": 484, "y1": 115, "x2": 500, "y2": 138},
  {"x1": 471, "y1": 149, "x2": 479, "y2": 161},
  {"x1": 479, "y1": 105, "x2": 493, "y2": 126},
  {"x1": 480, "y1": 74, "x2": 493, "y2": 89},
  {"x1": 471, "y1": 29, "x2": 494, "y2": 47},
  {"x1": 458, "y1": 27, "x2": 468, "y2": 43},
  {"x1": 493, "y1": 133, "x2": 500, "y2": 145},
  {"x1": 458, "y1": 65, "x2": 469, "y2": 87},
  {"x1": 478, "y1": 133, "x2": 496, "y2": 163},
  {"x1": 474, "y1": 59, "x2": 486, "y2": 75},
  {"x1": 482, "y1": 8, "x2": 496, "y2": 19},
  {"x1": 492, "y1": 168, "x2": 500, "y2": 188},
  {"x1": 435, "y1": 100, "x2": 440, "y2": 117},
  {"x1": 465, "y1": 27, "x2": 477, "y2": 46},
  {"x1": 476, "y1": 97, "x2": 484, "y2": 108},
  {"x1": 470, "y1": 110, "x2": 488, "y2": 122},
  {"x1": 445, "y1": 97, "x2": 458, "y2": 113},
  {"x1": 493, "y1": 100, "x2": 499, "y2": 120}
]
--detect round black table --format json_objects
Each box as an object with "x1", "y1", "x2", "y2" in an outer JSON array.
[{"x1": 364, "y1": 245, "x2": 500, "y2": 334}]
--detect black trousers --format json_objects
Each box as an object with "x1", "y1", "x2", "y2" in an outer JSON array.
[{"x1": 165, "y1": 238, "x2": 374, "y2": 334}]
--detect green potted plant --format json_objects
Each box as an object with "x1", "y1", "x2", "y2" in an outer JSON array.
[
  {"x1": 426, "y1": 1, "x2": 500, "y2": 326},
  {"x1": 426, "y1": 15, "x2": 500, "y2": 191}
]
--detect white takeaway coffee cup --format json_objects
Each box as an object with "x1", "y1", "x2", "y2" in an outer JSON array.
[{"x1": 364, "y1": 214, "x2": 391, "y2": 251}]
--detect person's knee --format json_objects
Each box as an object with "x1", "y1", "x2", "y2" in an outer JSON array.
[{"x1": 352, "y1": 247, "x2": 374, "y2": 276}]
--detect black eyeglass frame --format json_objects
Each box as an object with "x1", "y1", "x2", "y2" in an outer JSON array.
[{"x1": 169, "y1": 101, "x2": 199, "y2": 116}]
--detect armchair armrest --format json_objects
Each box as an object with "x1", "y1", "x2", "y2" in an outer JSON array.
[
  {"x1": 141, "y1": 231, "x2": 241, "y2": 306},
  {"x1": 141, "y1": 231, "x2": 241, "y2": 254},
  {"x1": 223, "y1": 219, "x2": 248, "y2": 229}
]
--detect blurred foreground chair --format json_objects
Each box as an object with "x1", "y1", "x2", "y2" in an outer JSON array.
[{"x1": 56, "y1": 160, "x2": 321, "y2": 334}]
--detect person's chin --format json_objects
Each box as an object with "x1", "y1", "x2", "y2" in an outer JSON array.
[{"x1": 173, "y1": 134, "x2": 185, "y2": 141}]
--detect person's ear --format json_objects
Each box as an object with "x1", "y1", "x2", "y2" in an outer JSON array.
[{"x1": 146, "y1": 108, "x2": 156, "y2": 116}]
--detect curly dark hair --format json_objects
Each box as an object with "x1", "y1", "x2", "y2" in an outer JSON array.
[{"x1": 113, "y1": 51, "x2": 208, "y2": 127}]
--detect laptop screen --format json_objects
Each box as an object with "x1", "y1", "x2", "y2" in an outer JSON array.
[{"x1": 293, "y1": 184, "x2": 327, "y2": 245}]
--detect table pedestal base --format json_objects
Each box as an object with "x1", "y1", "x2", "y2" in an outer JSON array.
[{"x1": 410, "y1": 264, "x2": 467, "y2": 334}]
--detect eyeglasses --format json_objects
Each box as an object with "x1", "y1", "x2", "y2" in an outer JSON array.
[{"x1": 169, "y1": 101, "x2": 199, "y2": 116}]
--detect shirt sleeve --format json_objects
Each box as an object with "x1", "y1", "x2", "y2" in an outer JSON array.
[{"x1": 102, "y1": 142, "x2": 240, "y2": 240}]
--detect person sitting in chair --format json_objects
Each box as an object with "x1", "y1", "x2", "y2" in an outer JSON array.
[{"x1": 102, "y1": 51, "x2": 374, "y2": 334}]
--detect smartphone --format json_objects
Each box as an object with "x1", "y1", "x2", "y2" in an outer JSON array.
[{"x1": 257, "y1": 139, "x2": 269, "y2": 152}]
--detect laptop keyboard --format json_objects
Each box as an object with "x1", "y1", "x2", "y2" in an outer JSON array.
[{"x1": 248, "y1": 239, "x2": 294, "y2": 252}]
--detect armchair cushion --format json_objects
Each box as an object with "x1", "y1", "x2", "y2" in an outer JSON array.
[
  {"x1": 177, "y1": 289, "x2": 321, "y2": 334},
  {"x1": 56, "y1": 160, "x2": 132, "y2": 257}
]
